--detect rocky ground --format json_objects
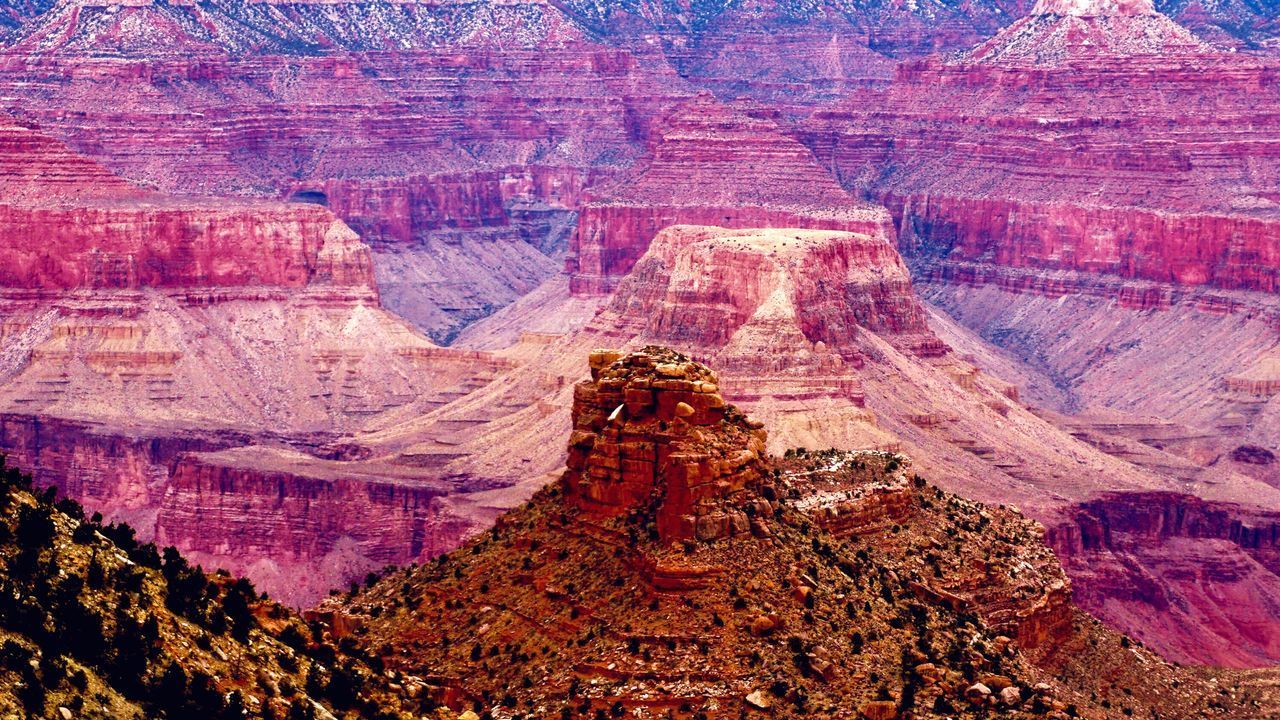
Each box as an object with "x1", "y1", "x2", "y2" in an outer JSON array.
[
  {"x1": 325, "y1": 348, "x2": 1280, "y2": 719},
  {"x1": 0, "y1": 457, "x2": 427, "y2": 720}
]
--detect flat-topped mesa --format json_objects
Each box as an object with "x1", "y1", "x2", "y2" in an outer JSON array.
[
  {"x1": 560, "y1": 347, "x2": 769, "y2": 543},
  {"x1": 598, "y1": 226, "x2": 946, "y2": 365},
  {"x1": 567, "y1": 95, "x2": 893, "y2": 295}
]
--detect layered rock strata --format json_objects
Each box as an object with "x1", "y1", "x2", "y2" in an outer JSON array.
[
  {"x1": 441, "y1": 221, "x2": 1280, "y2": 667},
  {"x1": 562, "y1": 347, "x2": 768, "y2": 543},
  {"x1": 0, "y1": 0, "x2": 697, "y2": 336},
  {"x1": 807, "y1": 0, "x2": 1280, "y2": 305},
  {"x1": 0, "y1": 115, "x2": 530, "y2": 604},
  {"x1": 567, "y1": 97, "x2": 893, "y2": 295},
  {"x1": 1047, "y1": 492, "x2": 1280, "y2": 667}
]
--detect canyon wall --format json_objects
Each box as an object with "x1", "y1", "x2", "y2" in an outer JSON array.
[
  {"x1": 0, "y1": 204, "x2": 375, "y2": 292},
  {"x1": 0, "y1": 413, "x2": 247, "y2": 527},
  {"x1": 0, "y1": 411, "x2": 499, "y2": 605},
  {"x1": 568, "y1": 97, "x2": 893, "y2": 295},
  {"x1": 0, "y1": 112, "x2": 534, "y2": 605},
  {"x1": 1047, "y1": 492, "x2": 1280, "y2": 667},
  {"x1": 0, "y1": 2, "x2": 698, "y2": 336},
  {"x1": 158, "y1": 450, "x2": 488, "y2": 604},
  {"x1": 289, "y1": 168, "x2": 587, "y2": 342},
  {"x1": 806, "y1": 0, "x2": 1280, "y2": 309},
  {"x1": 899, "y1": 196, "x2": 1280, "y2": 294}
]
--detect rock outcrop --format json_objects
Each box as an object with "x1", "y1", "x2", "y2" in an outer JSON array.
[
  {"x1": 446, "y1": 217, "x2": 1280, "y2": 668},
  {"x1": 562, "y1": 347, "x2": 768, "y2": 544},
  {"x1": 323, "y1": 348, "x2": 1277, "y2": 720},
  {"x1": 567, "y1": 97, "x2": 893, "y2": 295},
  {"x1": 0, "y1": 203, "x2": 374, "y2": 292},
  {"x1": 597, "y1": 225, "x2": 941, "y2": 361}
]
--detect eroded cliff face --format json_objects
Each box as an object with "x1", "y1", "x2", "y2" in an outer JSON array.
[
  {"x1": 290, "y1": 169, "x2": 583, "y2": 342},
  {"x1": 156, "y1": 449, "x2": 488, "y2": 605},
  {"x1": 0, "y1": 291, "x2": 529, "y2": 604},
  {"x1": 567, "y1": 97, "x2": 893, "y2": 295},
  {"x1": 598, "y1": 225, "x2": 940, "y2": 364},
  {"x1": 918, "y1": 273, "x2": 1280, "y2": 433},
  {"x1": 905, "y1": 269, "x2": 1280, "y2": 667},
  {"x1": 806, "y1": 0, "x2": 1280, "y2": 309},
  {"x1": 0, "y1": 204, "x2": 374, "y2": 292},
  {"x1": 437, "y1": 219, "x2": 1280, "y2": 668},
  {"x1": 0, "y1": 0, "x2": 698, "y2": 338},
  {"x1": 0, "y1": 114, "x2": 543, "y2": 605},
  {"x1": 1047, "y1": 492, "x2": 1280, "y2": 667}
]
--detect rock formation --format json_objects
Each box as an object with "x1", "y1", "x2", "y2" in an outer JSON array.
[
  {"x1": 567, "y1": 97, "x2": 892, "y2": 295},
  {"x1": 0, "y1": 0, "x2": 1276, "y2": 677},
  {"x1": 0, "y1": 115, "x2": 532, "y2": 605},
  {"x1": 324, "y1": 348, "x2": 1280, "y2": 719},
  {"x1": 441, "y1": 219, "x2": 1280, "y2": 668},
  {"x1": 796, "y1": 9, "x2": 1280, "y2": 664},
  {"x1": 808, "y1": 0, "x2": 1280, "y2": 303},
  {"x1": 596, "y1": 225, "x2": 941, "y2": 361},
  {"x1": 0, "y1": 0, "x2": 697, "y2": 338},
  {"x1": 561, "y1": 347, "x2": 769, "y2": 544}
]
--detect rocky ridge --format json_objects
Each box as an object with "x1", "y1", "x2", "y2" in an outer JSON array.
[
  {"x1": 440, "y1": 221, "x2": 1280, "y2": 668},
  {"x1": 328, "y1": 348, "x2": 1280, "y2": 719}
]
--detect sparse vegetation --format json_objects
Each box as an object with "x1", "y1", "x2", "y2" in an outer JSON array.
[{"x1": 0, "y1": 456, "x2": 420, "y2": 719}]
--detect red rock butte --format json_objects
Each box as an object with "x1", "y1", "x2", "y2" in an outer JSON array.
[
  {"x1": 562, "y1": 347, "x2": 769, "y2": 543},
  {"x1": 597, "y1": 225, "x2": 945, "y2": 364}
]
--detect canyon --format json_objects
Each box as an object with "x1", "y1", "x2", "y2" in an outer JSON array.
[
  {"x1": 0, "y1": 114, "x2": 539, "y2": 604},
  {"x1": 0, "y1": 0, "x2": 1275, "y2": 685}
]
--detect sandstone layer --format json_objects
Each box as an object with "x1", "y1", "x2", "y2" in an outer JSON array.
[
  {"x1": 0, "y1": 114, "x2": 539, "y2": 605},
  {"x1": 567, "y1": 97, "x2": 893, "y2": 295}
]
